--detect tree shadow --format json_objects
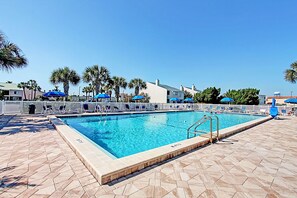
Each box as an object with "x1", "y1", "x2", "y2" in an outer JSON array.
[{"x1": 0, "y1": 166, "x2": 38, "y2": 189}]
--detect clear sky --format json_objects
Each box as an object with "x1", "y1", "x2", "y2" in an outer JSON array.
[{"x1": 1, "y1": 0, "x2": 297, "y2": 96}]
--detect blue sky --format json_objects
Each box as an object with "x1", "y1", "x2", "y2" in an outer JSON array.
[{"x1": 0, "y1": 0, "x2": 297, "y2": 96}]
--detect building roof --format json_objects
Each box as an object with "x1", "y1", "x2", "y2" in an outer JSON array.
[
  {"x1": 149, "y1": 82, "x2": 182, "y2": 92},
  {"x1": 0, "y1": 82, "x2": 23, "y2": 91},
  {"x1": 266, "y1": 96, "x2": 297, "y2": 99}
]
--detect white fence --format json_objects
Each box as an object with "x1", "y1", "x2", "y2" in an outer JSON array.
[{"x1": 0, "y1": 101, "x2": 294, "y2": 115}]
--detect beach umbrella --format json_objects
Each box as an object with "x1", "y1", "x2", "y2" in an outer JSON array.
[
  {"x1": 220, "y1": 97, "x2": 234, "y2": 103},
  {"x1": 43, "y1": 91, "x2": 66, "y2": 97},
  {"x1": 94, "y1": 93, "x2": 110, "y2": 99},
  {"x1": 132, "y1": 95, "x2": 144, "y2": 100},
  {"x1": 284, "y1": 98, "x2": 297, "y2": 104},
  {"x1": 170, "y1": 97, "x2": 180, "y2": 103},
  {"x1": 184, "y1": 98, "x2": 194, "y2": 103}
]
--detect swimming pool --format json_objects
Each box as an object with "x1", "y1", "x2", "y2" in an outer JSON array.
[{"x1": 61, "y1": 111, "x2": 263, "y2": 158}]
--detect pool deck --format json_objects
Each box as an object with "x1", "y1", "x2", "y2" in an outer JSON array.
[{"x1": 0, "y1": 115, "x2": 297, "y2": 197}]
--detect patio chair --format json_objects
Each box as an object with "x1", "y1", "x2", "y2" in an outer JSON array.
[
  {"x1": 281, "y1": 109, "x2": 287, "y2": 116},
  {"x1": 141, "y1": 105, "x2": 146, "y2": 111},
  {"x1": 83, "y1": 104, "x2": 93, "y2": 113},
  {"x1": 113, "y1": 106, "x2": 120, "y2": 112},
  {"x1": 43, "y1": 105, "x2": 53, "y2": 114},
  {"x1": 154, "y1": 105, "x2": 158, "y2": 110},
  {"x1": 135, "y1": 105, "x2": 140, "y2": 111},
  {"x1": 95, "y1": 105, "x2": 102, "y2": 112},
  {"x1": 125, "y1": 104, "x2": 130, "y2": 111},
  {"x1": 105, "y1": 105, "x2": 111, "y2": 112},
  {"x1": 59, "y1": 105, "x2": 66, "y2": 114}
]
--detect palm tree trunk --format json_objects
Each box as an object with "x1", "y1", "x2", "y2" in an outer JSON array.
[
  {"x1": 63, "y1": 82, "x2": 69, "y2": 100},
  {"x1": 23, "y1": 88, "x2": 27, "y2": 100}
]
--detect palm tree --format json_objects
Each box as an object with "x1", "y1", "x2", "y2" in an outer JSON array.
[
  {"x1": 103, "y1": 79, "x2": 114, "y2": 98},
  {"x1": 112, "y1": 76, "x2": 127, "y2": 102},
  {"x1": 83, "y1": 65, "x2": 110, "y2": 95},
  {"x1": 27, "y1": 80, "x2": 38, "y2": 100},
  {"x1": 284, "y1": 61, "x2": 297, "y2": 83},
  {"x1": 50, "y1": 67, "x2": 80, "y2": 97},
  {"x1": 128, "y1": 78, "x2": 147, "y2": 95},
  {"x1": 0, "y1": 32, "x2": 27, "y2": 71},
  {"x1": 34, "y1": 85, "x2": 42, "y2": 99},
  {"x1": 82, "y1": 85, "x2": 93, "y2": 100},
  {"x1": 18, "y1": 82, "x2": 28, "y2": 100}
]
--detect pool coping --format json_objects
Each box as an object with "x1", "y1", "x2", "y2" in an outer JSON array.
[{"x1": 49, "y1": 111, "x2": 272, "y2": 185}]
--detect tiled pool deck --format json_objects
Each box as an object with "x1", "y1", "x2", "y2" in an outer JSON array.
[{"x1": 0, "y1": 115, "x2": 297, "y2": 197}]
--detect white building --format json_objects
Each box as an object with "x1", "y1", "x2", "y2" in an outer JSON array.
[
  {"x1": 141, "y1": 79, "x2": 184, "y2": 103},
  {"x1": 0, "y1": 82, "x2": 23, "y2": 101},
  {"x1": 180, "y1": 84, "x2": 200, "y2": 97},
  {"x1": 258, "y1": 95, "x2": 266, "y2": 105}
]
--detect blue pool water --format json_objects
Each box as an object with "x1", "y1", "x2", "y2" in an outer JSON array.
[{"x1": 61, "y1": 112, "x2": 262, "y2": 158}]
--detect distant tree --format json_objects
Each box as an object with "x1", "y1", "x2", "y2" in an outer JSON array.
[
  {"x1": 103, "y1": 79, "x2": 114, "y2": 98},
  {"x1": 184, "y1": 90, "x2": 193, "y2": 99},
  {"x1": 224, "y1": 88, "x2": 260, "y2": 105},
  {"x1": 83, "y1": 65, "x2": 110, "y2": 95},
  {"x1": 0, "y1": 32, "x2": 27, "y2": 71},
  {"x1": 27, "y1": 80, "x2": 38, "y2": 100},
  {"x1": 284, "y1": 61, "x2": 297, "y2": 83},
  {"x1": 112, "y1": 76, "x2": 127, "y2": 102},
  {"x1": 140, "y1": 92, "x2": 150, "y2": 103},
  {"x1": 82, "y1": 85, "x2": 93, "y2": 100},
  {"x1": 128, "y1": 78, "x2": 147, "y2": 95},
  {"x1": 18, "y1": 82, "x2": 28, "y2": 100},
  {"x1": 193, "y1": 87, "x2": 221, "y2": 103},
  {"x1": 53, "y1": 85, "x2": 60, "y2": 91},
  {"x1": 6, "y1": 81, "x2": 12, "y2": 83},
  {"x1": 50, "y1": 67, "x2": 80, "y2": 98}
]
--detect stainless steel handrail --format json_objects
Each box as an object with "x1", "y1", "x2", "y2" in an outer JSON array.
[{"x1": 187, "y1": 114, "x2": 220, "y2": 143}]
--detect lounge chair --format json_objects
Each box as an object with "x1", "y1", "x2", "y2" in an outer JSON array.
[
  {"x1": 105, "y1": 105, "x2": 111, "y2": 112},
  {"x1": 281, "y1": 109, "x2": 287, "y2": 116},
  {"x1": 259, "y1": 109, "x2": 267, "y2": 115},
  {"x1": 95, "y1": 105, "x2": 102, "y2": 112},
  {"x1": 125, "y1": 104, "x2": 130, "y2": 111},
  {"x1": 59, "y1": 105, "x2": 66, "y2": 114},
  {"x1": 43, "y1": 105, "x2": 53, "y2": 114},
  {"x1": 135, "y1": 105, "x2": 140, "y2": 111},
  {"x1": 113, "y1": 106, "x2": 120, "y2": 112},
  {"x1": 83, "y1": 104, "x2": 93, "y2": 113}
]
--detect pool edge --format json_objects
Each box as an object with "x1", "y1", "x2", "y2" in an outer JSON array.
[{"x1": 48, "y1": 113, "x2": 272, "y2": 185}]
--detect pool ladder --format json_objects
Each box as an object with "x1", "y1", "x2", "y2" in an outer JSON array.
[{"x1": 187, "y1": 114, "x2": 219, "y2": 143}]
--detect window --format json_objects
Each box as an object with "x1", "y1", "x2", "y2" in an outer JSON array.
[
  {"x1": 14, "y1": 91, "x2": 17, "y2": 94},
  {"x1": 167, "y1": 91, "x2": 170, "y2": 95}
]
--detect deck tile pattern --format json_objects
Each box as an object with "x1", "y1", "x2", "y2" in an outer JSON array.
[{"x1": 0, "y1": 115, "x2": 296, "y2": 197}]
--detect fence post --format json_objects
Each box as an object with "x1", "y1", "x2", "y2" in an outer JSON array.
[{"x1": 0, "y1": 101, "x2": 3, "y2": 115}]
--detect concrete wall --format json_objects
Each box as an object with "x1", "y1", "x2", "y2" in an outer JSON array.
[{"x1": 141, "y1": 82, "x2": 167, "y2": 103}]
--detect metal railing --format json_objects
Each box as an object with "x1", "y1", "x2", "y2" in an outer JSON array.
[{"x1": 187, "y1": 114, "x2": 219, "y2": 143}]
